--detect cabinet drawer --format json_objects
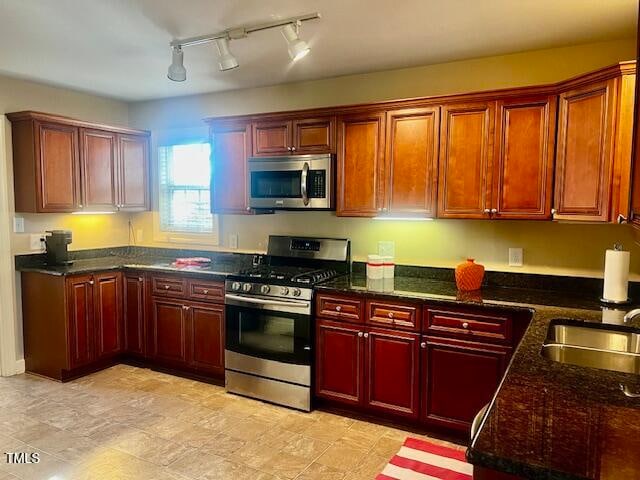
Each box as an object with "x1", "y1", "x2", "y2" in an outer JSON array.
[
  {"x1": 188, "y1": 279, "x2": 224, "y2": 303},
  {"x1": 316, "y1": 294, "x2": 363, "y2": 323},
  {"x1": 425, "y1": 308, "x2": 512, "y2": 344},
  {"x1": 151, "y1": 276, "x2": 186, "y2": 298},
  {"x1": 366, "y1": 300, "x2": 421, "y2": 331}
]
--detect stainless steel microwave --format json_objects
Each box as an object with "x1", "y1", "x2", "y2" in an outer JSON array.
[{"x1": 248, "y1": 154, "x2": 334, "y2": 210}]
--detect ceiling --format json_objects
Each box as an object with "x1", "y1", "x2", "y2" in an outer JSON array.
[{"x1": 0, "y1": 0, "x2": 636, "y2": 101}]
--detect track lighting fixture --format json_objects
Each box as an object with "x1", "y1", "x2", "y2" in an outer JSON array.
[
  {"x1": 281, "y1": 23, "x2": 310, "y2": 61},
  {"x1": 167, "y1": 12, "x2": 319, "y2": 81},
  {"x1": 214, "y1": 37, "x2": 239, "y2": 71},
  {"x1": 167, "y1": 46, "x2": 186, "y2": 82}
]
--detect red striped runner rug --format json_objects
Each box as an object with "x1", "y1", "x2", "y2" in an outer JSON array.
[{"x1": 376, "y1": 437, "x2": 472, "y2": 480}]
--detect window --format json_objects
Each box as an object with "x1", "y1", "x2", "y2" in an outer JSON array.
[{"x1": 158, "y1": 142, "x2": 213, "y2": 233}]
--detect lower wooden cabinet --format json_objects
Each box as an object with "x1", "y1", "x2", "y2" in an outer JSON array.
[
  {"x1": 366, "y1": 328, "x2": 420, "y2": 419},
  {"x1": 422, "y1": 336, "x2": 510, "y2": 431},
  {"x1": 315, "y1": 320, "x2": 363, "y2": 405},
  {"x1": 94, "y1": 272, "x2": 123, "y2": 359},
  {"x1": 189, "y1": 303, "x2": 225, "y2": 376},
  {"x1": 66, "y1": 275, "x2": 95, "y2": 369},
  {"x1": 149, "y1": 298, "x2": 189, "y2": 365},
  {"x1": 123, "y1": 273, "x2": 145, "y2": 357}
]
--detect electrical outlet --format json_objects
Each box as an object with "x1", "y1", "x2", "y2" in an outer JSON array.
[
  {"x1": 13, "y1": 216, "x2": 24, "y2": 233},
  {"x1": 508, "y1": 247, "x2": 523, "y2": 267},
  {"x1": 229, "y1": 233, "x2": 238, "y2": 249},
  {"x1": 30, "y1": 234, "x2": 44, "y2": 251},
  {"x1": 378, "y1": 241, "x2": 395, "y2": 257}
]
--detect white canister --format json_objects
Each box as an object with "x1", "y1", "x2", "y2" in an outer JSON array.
[
  {"x1": 382, "y1": 256, "x2": 395, "y2": 279},
  {"x1": 367, "y1": 255, "x2": 384, "y2": 280}
]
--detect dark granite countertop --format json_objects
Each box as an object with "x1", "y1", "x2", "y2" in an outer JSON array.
[
  {"x1": 15, "y1": 255, "x2": 240, "y2": 280},
  {"x1": 318, "y1": 274, "x2": 640, "y2": 480}
]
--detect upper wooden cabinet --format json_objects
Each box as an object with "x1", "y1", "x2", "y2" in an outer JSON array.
[
  {"x1": 554, "y1": 80, "x2": 616, "y2": 222},
  {"x1": 210, "y1": 120, "x2": 252, "y2": 214},
  {"x1": 384, "y1": 107, "x2": 440, "y2": 217},
  {"x1": 336, "y1": 111, "x2": 386, "y2": 216},
  {"x1": 438, "y1": 101, "x2": 496, "y2": 219},
  {"x1": 8, "y1": 112, "x2": 150, "y2": 213},
  {"x1": 252, "y1": 116, "x2": 335, "y2": 156},
  {"x1": 492, "y1": 96, "x2": 557, "y2": 219}
]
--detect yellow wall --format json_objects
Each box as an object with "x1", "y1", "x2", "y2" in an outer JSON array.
[{"x1": 128, "y1": 38, "x2": 640, "y2": 279}]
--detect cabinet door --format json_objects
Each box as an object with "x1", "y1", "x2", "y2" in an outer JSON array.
[
  {"x1": 189, "y1": 303, "x2": 224, "y2": 376},
  {"x1": 123, "y1": 273, "x2": 145, "y2": 356},
  {"x1": 252, "y1": 120, "x2": 292, "y2": 156},
  {"x1": 211, "y1": 122, "x2": 252, "y2": 214},
  {"x1": 554, "y1": 80, "x2": 616, "y2": 221},
  {"x1": 493, "y1": 96, "x2": 556, "y2": 219},
  {"x1": 94, "y1": 272, "x2": 122, "y2": 359},
  {"x1": 292, "y1": 117, "x2": 335, "y2": 154},
  {"x1": 149, "y1": 298, "x2": 188, "y2": 365},
  {"x1": 80, "y1": 129, "x2": 117, "y2": 211},
  {"x1": 117, "y1": 134, "x2": 149, "y2": 211},
  {"x1": 36, "y1": 122, "x2": 80, "y2": 212},
  {"x1": 385, "y1": 107, "x2": 439, "y2": 217},
  {"x1": 365, "y1": 329, "x2": 420, "y2": 419},
  {"x1": 336, "y1": 112, "x2": 386, "y2": 216},
  {"x1": 315, "y1": 320, "x2": 364, "y2": 406},
  {"x1": 66, "y1": 275, "x2": 94, "y2": 368},
  {"x1": 422, "y1": 337, "x2": 509, "y2": 432},
  {"x1": 437, "y1": 102, "x2": 495, "y2": 218}
]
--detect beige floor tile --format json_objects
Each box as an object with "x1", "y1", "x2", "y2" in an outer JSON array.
[
  {"x1": 198, "y1": 412, "x2": 245, "y2": 432},
  {"x1": 297, "y1": 462, "x2": 346, "y2": 480},
  {"x1": 167, "y1": 449, "x2": 226, "y2": 478},
  {"x1": 315, "y1": 441, "x2": 369, "y2": 472},
  {"x1": 224, "y1": 417, "x2": 274, "y2": 441},
  {"x1": 347, "y1": 453, "x2": 389, "y2": 480},
  {"x1": 337, "y1": 429, "x2": 384, "y2": 450},
  {"x1": 109, "y1": 429, "x2": 193, "y2": 466},
  {"x1": 200, "y1": 432, "x2": 247, "y2": 457},
  {"x1": 230, "y1": 441, "x2": 276, "y2": 469},
  {"x1": 370, "y1": 435, "x2": 403, "y2": 458},
  {"x1": 200, "y1": 457, "x2": 264, "y2": 480},
  {"x1": 259, "y1": 452, "x2": 310, "y2": 479},
  {"x1": 281, "y1": 434, "x2": 330, "y2": 461},
  {"x1": 303, "y1": 422, "x2": 350, "y2": 443}
]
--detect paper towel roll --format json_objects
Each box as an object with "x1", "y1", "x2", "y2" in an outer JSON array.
[{"x1": 602, "y1": 248, "x2": 630, "y2": 302}]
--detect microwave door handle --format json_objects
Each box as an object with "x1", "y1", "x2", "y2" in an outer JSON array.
[{"x1": 301, "y1": 162, "x2": 310, "y2": 206}]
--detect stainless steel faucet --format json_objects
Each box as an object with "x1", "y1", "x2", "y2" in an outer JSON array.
[{"x1": 623, "y1": 308, "x2": 640, "y2": 323}]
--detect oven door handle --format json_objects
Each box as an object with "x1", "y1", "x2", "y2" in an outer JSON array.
[
  {"x1": 225, "y1": 293, "x2": 309, "y2": 308},
  {"x1": 301, "y1": 162, "x2": 310, "y2": 206}
]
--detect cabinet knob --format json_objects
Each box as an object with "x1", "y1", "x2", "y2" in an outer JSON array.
[
  {"x1": 291, "y1": 146, "x2": 296, "y2": 152},
  {"x1": 382, "y1": 207, "x2": 387, "y2": 212},
  {"x1": 387, "y1": 312, "x2": 394, "y2": 319},
  {"x1": 357, "y1": 331, "x2": 363, "y2": 338},
  {"x1": 483, "y1": 208, "x2": 490, "y2": 214},
  {"x1": 79, "y1": 204, "x2": 84, "y2": 208},
  {"x1": 490, "y1": 208, "x2": 497, "y2": 214},
  {"x1": 138, "y1": 277, "x2": 143, "y2": 282},
  {"x1": 246, "y1": 207, "x2": 251, "y2": 211},
  {"x1": 420, "y1": 342, "x2": 427, "y2": 349},
  {"x1": 164, "y1": 285, "x2": 170, "y2": 290},
  {"x1": 551, "y1": 208, "x2": 557, "y2": 215},
  {"x1": 335, "y1": 305, "x2": 342, "y2": 312},
  {"x1": 462, "y1": 322, "x2": 469, "y2": 329},
  {"x1": 377, "y1": 207, "x2": 382, "y2": 212},
  {"x1": 203, "y1": 289, "x2": 209, "y2": 294},
  {"x1": 287, "y1": 146, "x2": 292, "y2": 151},
  {"x1": 363, "y1": 332, "x2": 369, "y2": 338},
  {"x1": 88, "y1": 280, "x2": 94, "y2": 285}
]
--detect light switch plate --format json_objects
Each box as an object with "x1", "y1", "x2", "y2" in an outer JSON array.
[
  {"x1": 229, "y1": 233, "x2": 238, "y2": 249},
  {"x1": 30, "y1": 234, "x2": 44, "y2": 251},
  {"x1": 509, "y1": 247, "x2": 523, "y2": 267},
  {"x1": 13, "y1": 216, "x2": 24, "y2": 233},
  {"x1": 378, "y1": 241, "x2": 395, "y2": 257}
]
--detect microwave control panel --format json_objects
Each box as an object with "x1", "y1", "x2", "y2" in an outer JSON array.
[{"x1": 308, "y1": 170, "x2": 326, "y2": 198}]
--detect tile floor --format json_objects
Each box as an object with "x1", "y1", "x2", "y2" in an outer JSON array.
[{"x1": 0, "y1": 365, "x2": 464, "y2": 480}]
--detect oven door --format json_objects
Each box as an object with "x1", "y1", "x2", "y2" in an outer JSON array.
[
  {"x1": 225, "y1": 296, "x2": 312, "y2": 366},
  {"x1": 248, "y1": 154, "x2": 332, "y2": 209}
]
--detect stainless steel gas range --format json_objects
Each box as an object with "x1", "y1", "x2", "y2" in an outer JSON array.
[{"x1": 224, "y1": 235, "x2": 350, "y2": 411}]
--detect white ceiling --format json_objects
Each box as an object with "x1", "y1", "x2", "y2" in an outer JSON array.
[{"x1": 0, "y1": 0, "x2": 636, "y2": 101}]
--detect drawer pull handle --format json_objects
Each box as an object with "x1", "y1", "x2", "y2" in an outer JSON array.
[
  {"x1": 203, "y1": 289, "x2": 209, "y2": 294},
  {"x1": 420, "y1": 342, "x2": 426, "y2": 349},
  {"x1": 388, "y1": 312, "x2": 394, "y2": 319},
  {"x1": 335, "y1": 305, "x2": 342, "y2": 312}
]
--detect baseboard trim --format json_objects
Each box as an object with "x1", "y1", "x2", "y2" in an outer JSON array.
[{"x1": 15, "y1": 359, "x2": 25, "y2": 374}]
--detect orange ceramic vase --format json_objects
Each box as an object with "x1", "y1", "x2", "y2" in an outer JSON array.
[{"x1": 455, "y1": 258, "x2": 485, "y2": 291}]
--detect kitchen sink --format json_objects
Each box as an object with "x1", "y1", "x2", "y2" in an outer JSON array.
[{"x1": 541, "y1": 321, "x2": 640, "y2": 375}]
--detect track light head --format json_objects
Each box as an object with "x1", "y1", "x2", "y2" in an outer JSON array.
[
  {"x1": 215, "y1": 37, "x2": 239, "y2": 71},
  {"x1": 281, "y1": 23, "x2": 310, "y2": 61},
  {"x1": 167, "y1": 46, "x2": 186, "y2": 82}
]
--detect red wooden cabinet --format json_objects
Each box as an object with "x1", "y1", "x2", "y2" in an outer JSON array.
[
  {"x1": 80, "y1": 128, "x2": 118, "y2": 211},
  {"x1": 94, "y1": 272, "x2": 122, "y2": 359},
  {"x1": 315, "y1": 320, "x2": 364, "y2": 406},
  {"x1": 252, "y1": 117, "x2": 335, "y2": 156},
  {"x1": 66, "y1": 275, "x2": 95, "y2": 368},
  {"x1": 189, "y1": 303, "x2": 225, "y2": 376},
  {"x1": 149, "y1": 298, "x2": 189, "y2": 365},
  {"x1": 422, "y1": 336, "x2": 510, "y2": 431},
  {"x1": 123, "y1": 273, "x2": 145, "y2": 357},
  {"x1": 365, "y1": 328, "x2": 420, "y2": 419}
]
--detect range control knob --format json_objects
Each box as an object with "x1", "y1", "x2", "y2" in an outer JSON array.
[
  {"x1": 281, "y1": 287, "x2": 290, "y2": 295},
  {"x1": 242, "y1": 283, "x2": 252, "y2": 292},
  {"x1": 260, "y1": 285, "x2": 271, "y2": 294},
  {"x1": 292, "y1": 287, "x2": 301, "y2": 297},
  {"x1": 231, "y1": 282, "x2": 241, "y2": 291}
]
